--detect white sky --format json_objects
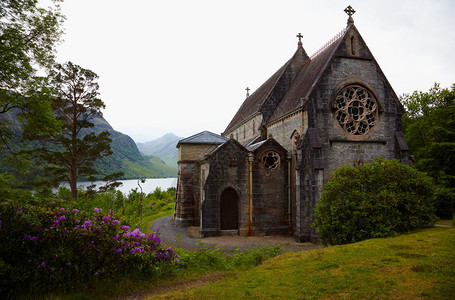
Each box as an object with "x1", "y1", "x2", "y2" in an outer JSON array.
[{"x1": 54, "y1": 0, "x2": 455, "y2": 142}]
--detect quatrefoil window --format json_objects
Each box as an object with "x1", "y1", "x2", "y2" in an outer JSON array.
[
  {"x1": 262, "y1": 151, "x2": 280, "y2": 170},
  {"x1": 334, "y1": 85, "x2": 378, "y2": 135}
]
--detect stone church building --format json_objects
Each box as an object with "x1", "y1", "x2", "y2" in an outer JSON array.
[{"x1": 174, "y1": 7, "x2": 410, "y2": 242}]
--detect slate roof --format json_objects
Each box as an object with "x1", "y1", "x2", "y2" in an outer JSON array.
[
  {"x1": 176, "y1": 130, "x2": 228, "y2": 148},
  {"x1": 224, "y1": 26, "x2": 350, "y2": 132},
  {"x1": 268, "y1": 32, "x2": 346, "y2": 122},
  {"x1": 223, "y1": 60, "x2": 291, "y2": 133}
]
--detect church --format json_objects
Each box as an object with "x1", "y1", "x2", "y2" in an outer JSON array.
[{"x1": 174, "y1": 6, "x2": 410, "y2": 242}]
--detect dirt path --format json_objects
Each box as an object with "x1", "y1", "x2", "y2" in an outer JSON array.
[{"x1": 150, "y1": 216, "x2": 323, "y2": 252}]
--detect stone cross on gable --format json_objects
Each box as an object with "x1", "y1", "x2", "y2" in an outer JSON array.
[
  {"x1": 296, "y1": 33, "x2": 303, "y2": 46},
  {"x1": 344, "y1": 5, "x2": 356, "y2": 25},
  {"x1": 246, "y1": 87, "x2": 250, "y2": 98}
]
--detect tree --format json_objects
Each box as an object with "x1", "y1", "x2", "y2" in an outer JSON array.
[
  {"x1": 313, "y1": 158, "x2": 436, "y2": 246},
  {"x1": 401, "y1": 83, "x2": 455, "y2": 218},
  {"x1": 30, "y1": 62, "x2": 121, "y2": 200},
  {"x1": 0, "y1": 0, "x2": 65, "y2": 149}
]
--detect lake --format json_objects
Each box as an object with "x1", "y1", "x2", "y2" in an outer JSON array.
[{"x1": 61, "y1": 178, "x2": 178, "y2": 195}]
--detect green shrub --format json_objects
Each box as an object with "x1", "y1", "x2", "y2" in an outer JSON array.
[
  {"x1": 313, "y1": 158, "x2": 437, "y2": 245},
  {"x1": 0, "y1": 199, "x2": 178, "y2": 297},
  {"x1": 434, "y1": 186, "x2": 455, "y2": 219}
]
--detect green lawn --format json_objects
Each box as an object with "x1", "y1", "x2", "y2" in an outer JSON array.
[{"x1": 151, "y1": 226, "x2": 455, "y2": 299}]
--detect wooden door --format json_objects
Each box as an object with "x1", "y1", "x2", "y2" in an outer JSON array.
[{"x1": 220, "y1": 188, "x2": 238, "y2": 230}]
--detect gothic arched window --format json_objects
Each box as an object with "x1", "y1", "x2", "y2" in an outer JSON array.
[
  {"x1": 290, "y1": 129, "x2": 301, "y2": 151},
  {"x1": 333, "y1": 85, "x2": 378, "y2": 135}
]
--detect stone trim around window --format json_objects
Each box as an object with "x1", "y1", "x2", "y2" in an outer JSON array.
[
  {"x1": 333, "y1": 85, "x2": 378, "y2": 135},
  {"x1": 262, "y1": 151, "x2": 280, "y2": 170}
]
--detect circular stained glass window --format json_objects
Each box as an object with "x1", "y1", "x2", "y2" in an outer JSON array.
[
  {"x1": 334, "y1": 85, "x2": 378, "y2": 135},
  {"x1": 262, "y1": 151, "x2": 280, "y2": 170}
]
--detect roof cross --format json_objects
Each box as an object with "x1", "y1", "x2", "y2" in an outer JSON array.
[
  {"x1": 296, "y1": 33, "x2": 303, "y2": 46},
  {"x1": 246, "y1": 87, "x2": 250, "y2": 98},
  {"x1": 344, "y1": 5, "x2": 355, "y2": 25}
]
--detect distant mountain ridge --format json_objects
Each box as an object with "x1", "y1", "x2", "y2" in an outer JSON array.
[
  {"x1": 0, "y1": 112, "x2": 178, "y2": 181},
  {"x1": 90, "y1": 118, "x2": 178, "y2": 179},
  {"x1": 136, "y1": 133, "x2": 181, "y2": 169}
]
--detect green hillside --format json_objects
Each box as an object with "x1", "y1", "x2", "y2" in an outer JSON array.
[
  {"x1": 0, "y1": 113, "x2": 177, "y2": 181},
  {"x1": 88, "y1": 117, "x2": 177, "y2": 179},
  {"x1": 156, "y1": 226, "x2": 455, "y2": 299}
]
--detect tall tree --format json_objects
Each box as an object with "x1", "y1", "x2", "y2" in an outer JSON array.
[
  {"x1": 401, "y1": 83, "x2": 455, "y2": 218},
  {"x1": 30, "y1": 62, "x2": 119, "y2": 199},
  {"x1": 0, "y1": 0, "x2": 65, "y2": 149}
]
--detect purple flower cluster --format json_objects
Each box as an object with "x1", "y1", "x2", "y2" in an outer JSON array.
[
  {"x1": 24, "y1": 234, "x2": 39, "y2": 242},
  {"x1": 1, "y1": 200, "x2": 179, "y2": 292},
  {"x1": 155, "y1": 246, "x2": 179, "y2": 262}
]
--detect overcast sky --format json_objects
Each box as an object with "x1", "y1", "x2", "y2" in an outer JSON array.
[{"x1": 54, "y1": 0, "x2": 455, "y2": 142}]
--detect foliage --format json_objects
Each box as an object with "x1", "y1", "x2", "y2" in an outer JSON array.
[
  {"x1": 177, "y1": 244, "x2": 282, "y2": 272},
  {"x1": 0, "y1": 184, "x2": 286, "y2": 299},
  {"x1": 154, "y1": 227, "x2": 455, "y2": 299},
  {"x1": 0, "y1": 199, "x2": 179, "y2": 297},
  {"x1": 313, "y1": 158, "x2": 437, "y2": 245},
  {"x1": 401, "y1": 83, "x2": 455, "y2": 218},
  {"x1": 27, "y1": 62, "x2": 122, "y2": 199},
  {"x1": 119, "y1": 187, "x2": 176, "y2": 230},
  {"x1": 0, "y1": 0, "x2": 64, "y2": 150},
  {"x1": 60, "y1": 186, "x2": 177, "y2": 232}
]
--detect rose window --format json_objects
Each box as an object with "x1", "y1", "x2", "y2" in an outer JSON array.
[
  {"x1": 262, "y1": 151, "x2": 280, "y2": 170},
  {"x1": 334, "y1": 85, "x2": 378, "y2": 135}
]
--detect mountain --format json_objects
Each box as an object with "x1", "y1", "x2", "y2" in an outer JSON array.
[
  {"x1": 0, "y1": 113, "x2": 177, "y2": 181},
  {"x1": 90, "y1": 117, "x2": 177, "y2": 179},
  {"x1": 136, "y1": 133, "x2": 181, "y2": 169}
]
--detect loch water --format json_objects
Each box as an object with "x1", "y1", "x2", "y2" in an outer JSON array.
[{"x1": 60, "y1": 177, "x2": 177, "y2": 195}]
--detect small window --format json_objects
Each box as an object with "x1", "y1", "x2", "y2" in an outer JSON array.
[
  {"x1": 351, "y1": 36, "x2": 356, "y2": 56},
  {"x1": 262, "y1": 151, "x2": 280, "y2": 170}
]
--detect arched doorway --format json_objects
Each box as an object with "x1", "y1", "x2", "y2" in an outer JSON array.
[{"x1": 220, "y1": 187, "x2": 238, "y2": 230}]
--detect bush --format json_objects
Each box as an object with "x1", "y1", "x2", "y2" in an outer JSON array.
[
  {"x1": 434, "y1": 186, "x2": 455, "y2": 219},
  {"x1": 313, "y1": 158, "x2": 437, "y2": 245},
  {"x1": 0, "y1": 199, "x2": 178, "y2": 297}
]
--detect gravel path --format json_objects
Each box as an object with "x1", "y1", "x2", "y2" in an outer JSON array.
[{"x1": 150, "y1": 216, "x2": 323, "y2": 252}]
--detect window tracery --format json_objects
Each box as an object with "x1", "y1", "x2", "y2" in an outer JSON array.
[
  {"x1": 262, "y1": 151, "x2": 280, "y2": 170},
  {"x1": 334, "y1": 85, "x2": 378, "y2": 135}
]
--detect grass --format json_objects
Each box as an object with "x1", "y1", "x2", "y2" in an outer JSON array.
[
  {"x1": 436, "y1": 219, "x2": 453, "y2": 227},
  {"x1": 150, "y1": 226, "x2": 455, "y2": 299},
  {"x1": 35, "y1": 245, "x2": 282, "y2": 300}
]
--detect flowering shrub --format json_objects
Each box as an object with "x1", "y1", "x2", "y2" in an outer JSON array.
[
  {"x1": 0, "y1": 200, "x2": 178, "y2": 296},
  {"x1": 313, "y1": 158, "x2": 437, "y2": 245}
]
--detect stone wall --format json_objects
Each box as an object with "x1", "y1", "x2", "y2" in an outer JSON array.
[
  {"x1": 200, "y1": 140, "x2": 249, "y2": 237},
  {"x1": 266, "y1": 111, "x2": 303, "y2": 151},
  {"x1": 178, "y1": 144, "x2": 219, "y2": 161},
  {"x1": 250, "y1": 139, "x2": 290, "y2": 236},
  {"x1": 314, "y1": 55, "x2": 404, "y2": 178},
  {"x1": 223, "y1": 114, "x2": 262, "y2": 144},
  {"x1": 295, "y1": 48, "x2": 406, "y2": 241},
  {"x1": 175, "y1": 161, "x2": 200, "y2": 226},
  {"x1": 295, "y1": 128, "x2": 323, "y2": 242}
]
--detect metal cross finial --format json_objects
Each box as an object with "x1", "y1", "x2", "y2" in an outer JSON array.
[
  {"x1": 344, "y1": 5, "x2": 355, "y2": 25},
  {"x1": 246, "y1": 87, "x2": 250, "y2": 98},
  {"x1": 296, "y1": 33, "x2": 303, "y2": 46}
]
